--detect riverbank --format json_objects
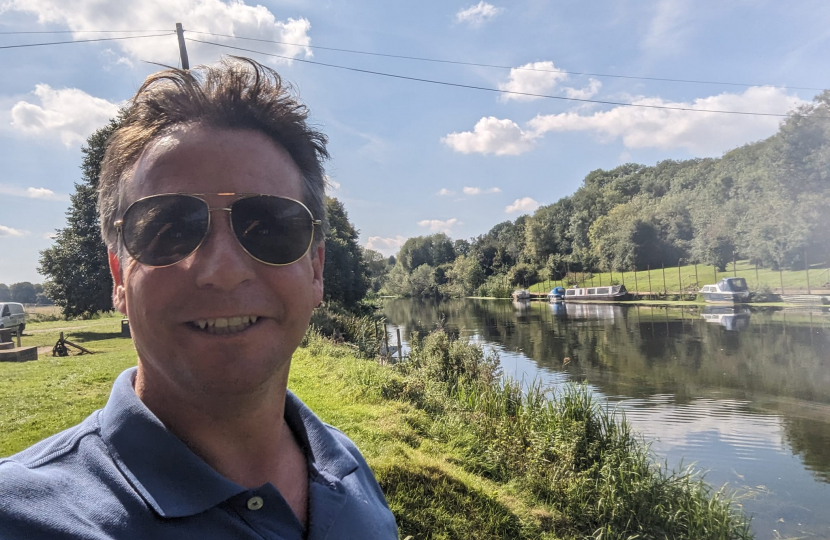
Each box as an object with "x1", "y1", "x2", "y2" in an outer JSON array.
[{"x1": 1, "y1": 317, "x2": 753, "y2": 539}]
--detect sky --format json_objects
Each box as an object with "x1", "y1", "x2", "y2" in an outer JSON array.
[{"x1": 1, "y1": 0, "x2": 828, "y2": 283}]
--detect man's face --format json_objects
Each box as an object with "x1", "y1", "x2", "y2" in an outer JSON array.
[{"x1": 113, "y1": 126, "x2": 324, "y2": 398}]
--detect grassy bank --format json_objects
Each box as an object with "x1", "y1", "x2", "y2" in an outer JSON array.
[
  {"x1": 527, "y1": 259, "x2": 830, "y2": 295},
  {"x1": 1, "y1": 318, "x2": 752, "y2": 539}
]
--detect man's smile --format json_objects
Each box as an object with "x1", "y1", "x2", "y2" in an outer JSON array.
[{"x1": 188, "y1": 315, "x2": 263, "y2": 335}]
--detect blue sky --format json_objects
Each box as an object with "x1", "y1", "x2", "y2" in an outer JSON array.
[{"x1": 1, "y1": 0, "x2": 828, "y2": 283}]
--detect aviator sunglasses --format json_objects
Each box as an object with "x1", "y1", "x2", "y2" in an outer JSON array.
[{"x1": 114, "y1": 193, "x2": 322, "y2": 267}]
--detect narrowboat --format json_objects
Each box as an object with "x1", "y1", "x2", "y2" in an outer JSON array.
[
  {"x1": 511, "y1": 289, "x2": 531, "y2": 301},
  {"x1": 699, "y1": 277, "x2": 750, "y2": 304},
  {"x1": 548, "y1": 286, "x2": 566, "y2": 302},
  {"x1": 564, "y1": 285, "x2": 629, "y2": 301}
]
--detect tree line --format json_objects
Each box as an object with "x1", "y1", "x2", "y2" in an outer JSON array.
[
  {"x1": 378, "y1": 91, "x2": 830, "y2": 297},
  {"x1": 0, "y1": 282, "x2": 52, "y2": 305}
]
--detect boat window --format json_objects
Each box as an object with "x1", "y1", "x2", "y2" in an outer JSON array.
[
  {"x1": 587, "y1": 288, "x2": 596, "y2": 294},
  {"x1": 729, "y1": 278, "x2": 748, "y2": 291},
  {"x1": 565, "y1": 289, "x2": 575, "y2": 296},
  {"x1": 597, "y1": 287, "x2": 610, "y2": 294}
]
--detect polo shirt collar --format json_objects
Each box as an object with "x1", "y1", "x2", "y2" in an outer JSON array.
[{"x1": 99, "y1": 367, "x2": 360, "y2": 519}]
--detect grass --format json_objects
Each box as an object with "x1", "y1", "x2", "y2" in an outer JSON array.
[
  {"x1": 1, "y1": 317, "x2": 753, "y2": 539},
  {"x1": 528, "y1": 259, "x2": 830, "y2": 295}
]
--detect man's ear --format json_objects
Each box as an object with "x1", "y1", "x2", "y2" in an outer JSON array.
[{"x1": 108, "y1": 251, "x2": 127, "y2": 315}]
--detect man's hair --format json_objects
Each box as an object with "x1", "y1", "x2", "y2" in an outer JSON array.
[{"x1": 98, "y1": 56, "x2": 329, "y2": 251}]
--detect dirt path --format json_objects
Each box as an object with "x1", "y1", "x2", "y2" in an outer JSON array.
[{"x1": 25, "y1": 321, "x2": 116, "y2": 335}]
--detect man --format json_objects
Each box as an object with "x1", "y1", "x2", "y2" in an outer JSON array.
[{"x1": 0, "y1": 58, "x2": 398, "y2": 539}]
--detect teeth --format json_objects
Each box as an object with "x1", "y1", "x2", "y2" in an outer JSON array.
[{"x1": 191, "y1": 315, "x2": 261, "y2": 334}]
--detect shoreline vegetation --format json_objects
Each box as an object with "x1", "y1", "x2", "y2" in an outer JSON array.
[{"x1": 1, "y1": 314, "x2": 753, "y2": 539}]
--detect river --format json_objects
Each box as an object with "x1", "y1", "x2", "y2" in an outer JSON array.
[{"x1": 381, "y1": 298, "x2": 830, "y2": 540}]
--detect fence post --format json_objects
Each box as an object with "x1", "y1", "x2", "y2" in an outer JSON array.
[
  {"x1": 383, "y1": 323, "x2": 390, "y2": 362},
  {"x1": 610, "y1": 269, "x2": 613, "y2": 285},
  {"x1": 755, "y1": 261, "x2": 759, "y2": 287},
  {"x1": 647, "y1": 265, "x2": 652, "y2": 297},
  {"x1": 694, "y1": 263, "x2": 698, "y2": 289},
  {"x1": 634, "y1": 268, "x2": 639, "y2": 297},
  {"x1": 779, "y1": 265, "x2": 784, "y2": 295},
  {"x1": 661, "y1": 263, "x2": 667, "y2": 295},
  {"x1": 396, "y1": 328, "x2": 403, "y2": 362},
  {"x1": 678, "y1": 260, "x2": 682, "y2": 294},
  {"x1": 733, "y1": 252, "x2": 737, "y2": 277},
  {"x1": 714, "y1": 264, "x2": 717, "y2": 283},
  {"x1": 805, "y1": 249, "x2": 811, "y2": 294}
]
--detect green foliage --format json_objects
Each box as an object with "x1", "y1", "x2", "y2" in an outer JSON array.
[
  {"x1": 0, "y1": 284, "x2": 10, "y2": 302},
  {"x1": 9, "y1": 282, "x2": 37, "y2": 304},
  {"x1": 398, "y1": 233, "x2": 456, "y2": 271},
  {"x1": 38, "y1": 118, "x2": 120, "y2": 319},
  {"x1": 323, "y1": 198, "x2": 371, "y2": 308},
  {"x1": 362, "y1": 248, "x2": 393, "y2": 293}
]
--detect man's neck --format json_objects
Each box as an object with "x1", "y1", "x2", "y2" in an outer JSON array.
[{"x1": 134, "y1": 362, "x2": 292, "y2": 489}]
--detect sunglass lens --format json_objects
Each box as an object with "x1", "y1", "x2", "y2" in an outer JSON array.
[
  {"x1": 122, "y1": 195, "x2": 209, "y2": 266},
  {"x1": 231, "y1": 196, "x2": 314, "y2": 265}
]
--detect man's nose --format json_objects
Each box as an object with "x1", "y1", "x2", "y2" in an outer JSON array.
[{"x1": 190, "y1": 211, "x2": 257, "y2": 290}]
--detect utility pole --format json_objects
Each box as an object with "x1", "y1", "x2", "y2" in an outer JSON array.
[{"x1": 176, "y1": 23, "x2": 190, "y2": 70}]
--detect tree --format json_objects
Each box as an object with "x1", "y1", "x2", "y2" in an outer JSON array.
[
  {"x1": 362, "y1": 248, "x2": 392, "y2": 293},
  {"x1": 323, "y1": 197, "x2": 370, "y2": 308},
  {"x1": 0, "y1": 284, "x2": 10, "y2": 302},
  {"x1": 10, "y1": 282, "x2": 37, "y2": 304},
  {"x1": 39, "y1": 118, "x2": 121, "y2": 318}
]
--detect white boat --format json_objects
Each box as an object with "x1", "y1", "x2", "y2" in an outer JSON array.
[
  {"x1": 699, "y1": 278, "x2": 750, "y2": 303},
  {"x1": 511, "y1": 289, "x2": 531, "y2": 301}
]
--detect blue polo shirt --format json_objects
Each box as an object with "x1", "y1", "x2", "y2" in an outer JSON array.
[{"x1": 0, "y1": 368, "x2": 398, "y2": 539}]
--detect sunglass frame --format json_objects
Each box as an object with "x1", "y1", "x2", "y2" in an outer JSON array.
[{"x1": 114, "y1": 193, "x2": 322, "y2": 268}]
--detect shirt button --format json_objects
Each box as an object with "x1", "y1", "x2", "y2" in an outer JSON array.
[{"x1": 247, "y1": 496, "x2": 264, "y2": 511}]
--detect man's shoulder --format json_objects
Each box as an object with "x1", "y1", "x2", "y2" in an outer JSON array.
[{"x1": 0, "y1": 411, "x2": 102, "y2": 470}]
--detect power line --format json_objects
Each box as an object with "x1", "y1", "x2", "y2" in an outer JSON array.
[
  {"x1": 186, "y1": 29, "x2": 827, "y2": 92},
  {"x1": 0, "y1": 29, "x2": 171, "y2": 34},
  {"x1": 0, "y1": 32, "x2": 175, "y2": 50},
  {"x1": 186, "y1": 37, "x2": 823, "y2": 119}
]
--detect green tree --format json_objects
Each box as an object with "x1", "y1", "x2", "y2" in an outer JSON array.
[
  {"x1": 39, "y1": 118, "x2": 120, "y2": 318},
  {"x1": 10, "y1": 282, "x2": 37, "y2": 304},
  {"x1": 323, "y1": 198, "x2": 370, "y2": 308},
  {"x1": 0, "y1": 284, "x2": 10, "y2": 302},
  {"x1": 362, "y1": 248, "x2": 392, "y2": 293}
]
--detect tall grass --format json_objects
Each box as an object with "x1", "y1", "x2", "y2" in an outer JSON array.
[{"x1": 363, "y1": 328, "x2": 753, "y2": 539}]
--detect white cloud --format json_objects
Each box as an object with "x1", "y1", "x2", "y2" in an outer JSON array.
[
  {"x1": 564, "y1": 78, "x2": 602, "y2": 100},
  {"x1": 442, "y1": 116, "x2": 536, "y2": 156},
  {"x1": 324, "y1": 175, "x2": 340, "y2": 194},
  {"x1": 10, "y1": 84, "x2": 120, "y2": 147},
  {"x1": 463, "y1": 186, "x2": 501, "y2": 195},
  {"x1": 455, "y1": 1, "x2": 503, "y2": 27},
  {"x1": 527, "y1": 86, "x2": 806, "y2": 155},
  {"x1": 366, "y1": 235, "x2": 406, "y2": 256},
  {"x1": 505, "y1": 197, "x2": 539, "y2": 214},
  {"x1": 0, "y1": 225, "x2": 28, "y2": 237},
  {"x1": 498, "y1": 61, "x2": 568, "y2": 102},
  {"x1": 436, "y1": 188, "x2": 455, "y2": 196},
  {"x1": 417, "y1": 218, "x2": 461, "y2": 233},
  {"x1": 3, "y1": 0, "x2": 312, "y2": 66},
  {"x1": 0, "y1": 184, "x2": 68, "y2": 201},
  {"x1": 643, "y1": 0, "x2": 692, "y2": 56}
]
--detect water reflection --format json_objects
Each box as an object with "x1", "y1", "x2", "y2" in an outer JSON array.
[
  {"x1": 382, "y1": 298, "x2": 830, "y2": 539},
  {"x1": 701, "y1": 305, "x2": 751, "y2": 331}
]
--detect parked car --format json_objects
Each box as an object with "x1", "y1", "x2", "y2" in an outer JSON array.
[{"x1": 0, "y1": 302, "x2": 26, "y2": 333}]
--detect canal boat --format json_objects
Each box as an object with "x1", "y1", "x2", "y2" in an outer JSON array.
[
  {"x1": 511, "y1": 289, "x2": 531, "y2": 301},
  {"x1": 564, "y1": 284, "x2": 629, "y2": 301},
  {"x1": 699, "y1": 277, "x2": 750, "y2": 304},
  {"x1": 548, "y1": 286, "x2": 566, "y2": 302}
]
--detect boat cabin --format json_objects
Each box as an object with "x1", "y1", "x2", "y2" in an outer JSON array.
[
  {"x1": 699, "y1": 278, "x2": 750, "y2": 303},
  {"x1": 563, "y1": 285, "x2": 628, "y2": 301}
]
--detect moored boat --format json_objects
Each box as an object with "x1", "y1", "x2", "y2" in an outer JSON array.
[
  {"x1": 563, "y1": 284, "x2": 629, "y2": 301},
  {"x1": 699, "y1": 277, "x2": 750, "y2": 303},
  {"x1": 511, "y1": 289, "x2": 531, "y2": 301},
  {"x1": 548, "y1": 286, "x2": 566, "y2": 302}
]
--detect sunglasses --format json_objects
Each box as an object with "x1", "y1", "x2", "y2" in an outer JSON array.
[{"x1": 114, "y1": 193, "x2": 322, "y2": 268}]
